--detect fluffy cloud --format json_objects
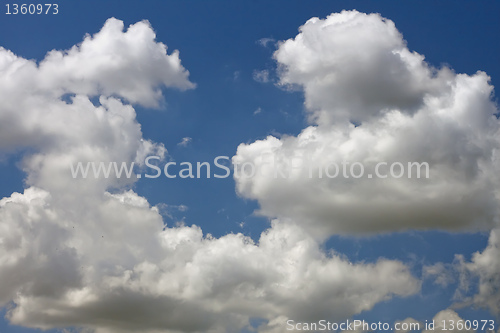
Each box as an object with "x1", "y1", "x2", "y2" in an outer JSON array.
[
  {"x1": 274, "y1": 10, "x2": 453, "y2": 125},
  {"x1": 234, "y1": 10, "x2": 500, "y2": 236},
  {"x1": 0, "y1": 190, "x2": 419, "y2": 332},
  {"x1": 0, "y1": 17, "x2": 185, "y2": 192},
  {"x1": 458, "y1": 229, "x2": 500, "y2": 316},
  {"x1": 38, "y1": 18, "x2": 195, "y2": 107},
  {"x1": 0, "y1": 17, "x2": 419, "y2": 333}
]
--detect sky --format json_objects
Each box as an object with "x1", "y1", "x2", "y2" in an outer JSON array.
[{"x1": 0, "y1": 1, "x2": 499, "y2": 333}]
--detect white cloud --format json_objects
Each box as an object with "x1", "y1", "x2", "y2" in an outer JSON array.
[
  {"x1": 274, "y1": 10, "x2": 454, "y2": 125},
  {"x1": 0, "y1": 190, "x2": 419, "y2": 332},
  {"x1": 457, "y1": 228, "x2": 500, "y2": 316},
  {"x1": 0, "y1": 17, "x2": 192, "y2": 193},
  {"x1": 254, "y1": 107, "x2": 263, "y2": 115},
  {"x1": 233, "y1": 10, "x2": 500, "y2": 237},
  {"x1": 0, "y1": 18, "x2": 194, "y2": 112},
  {"x1": 39, "y1": 18, "x2": 195, "y2": 107},
  {"x1": 0, "y1": 17, "x2": 420, "y2": 333}
]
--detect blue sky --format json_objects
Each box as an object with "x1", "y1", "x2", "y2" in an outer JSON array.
[{"x1": 0, "y1": 1, "x2": 499, "y2": 333}]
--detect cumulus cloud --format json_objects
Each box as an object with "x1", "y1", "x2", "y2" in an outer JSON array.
[
  {"x1": 0, "y1": 189, "x2": 419, "y2": 332},
  {"x1": 38, "y1": 18, "x2": 195, "y2": 107},
  {"x1": 0, "y1": 17, "x2": 188, "y2": 193},
  {"x1": 0, "y1": 17, "x2": 419, "y2": 333},
  {"x1": 0, "y1": 18, "x2": 194, "y2": 115},
  {"x1": 234, "y1": 10, "x2": 500, "y2": 236},
  {"x1": 274, "y1": 10, "x2": 453, "y2": 125},
  {"x1": 457, "y1": 229, "x2": 500, "y2": 316}
]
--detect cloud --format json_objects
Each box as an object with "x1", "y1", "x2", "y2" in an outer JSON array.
[
  {"x1": 423, "y1": 262, "x2": 456, "y2": 288},
  {"x1": 274, "y1": 10, "x2": 454, "y2": 125},
  {"x1": 0, "y1": 190, "x2": 419, "y2": 332},
  {"x1": 39, "y1": 18, "x2": 194, "y2": 108},
  {"x1": 457, "y1": 228, "x2": 500, "y2": 316},
  {"x1": 0, "y1": 17, "x2": 420, "y2": 333},
  {"x1": 0, "y1": 17, "x2": 188, "y2": 193},
  {"x1": 177, "y1": 137, "x2": 193, "y2": 147},
  {"x1": 233, "y1": 10, "x2": 500, "y2": 237},
  {"x1": 254, "y1": 107, "x2": 263, "y2": 115},
  {"x1": 253, "y1": 69, "x2": 270, "y2": 83}
]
